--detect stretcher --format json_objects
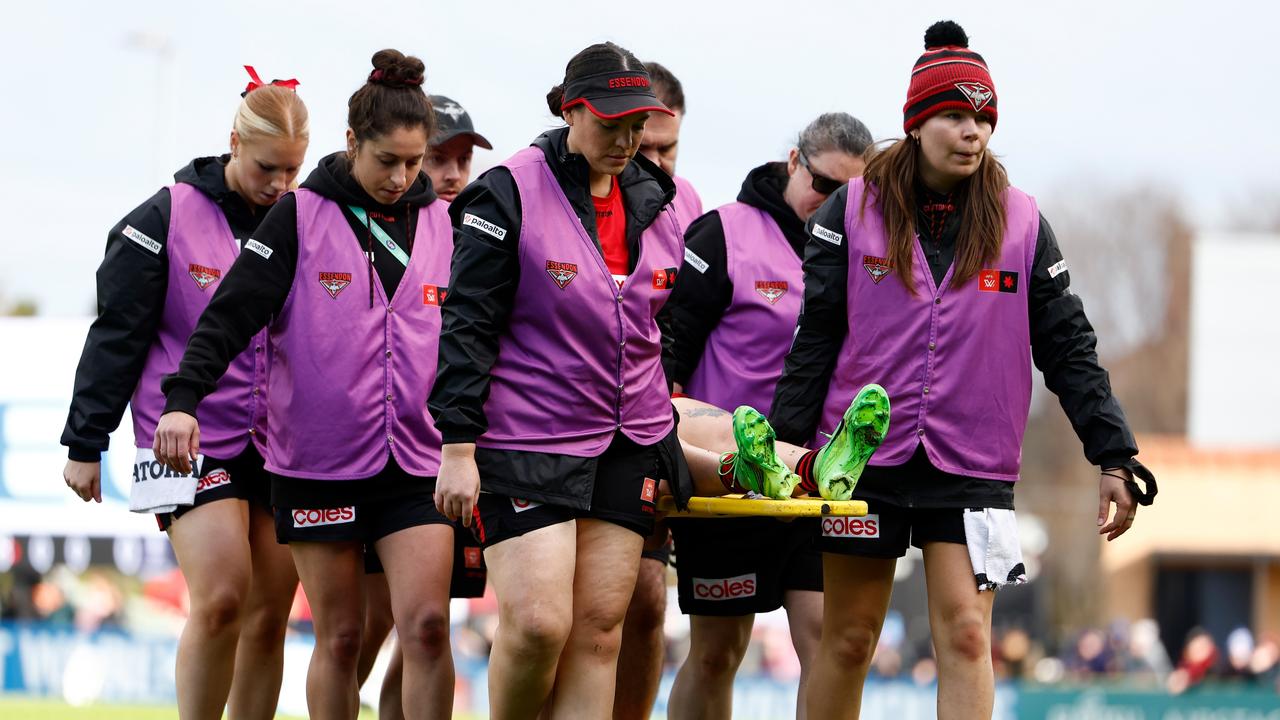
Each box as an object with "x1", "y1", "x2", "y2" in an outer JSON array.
[{"x1": 657, "y1": 494, "x2": 868, "y2": 518}]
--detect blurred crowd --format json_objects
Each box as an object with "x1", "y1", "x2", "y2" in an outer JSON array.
[{"x1": 4, "y1": 567, "x2": 1279, "y2": 696}]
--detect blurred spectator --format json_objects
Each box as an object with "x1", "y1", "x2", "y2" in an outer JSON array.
[
  {"x1": 32, "y1": 580, "x2": 73, "y2": 624},
  {"x1": 1167, "y1": 627, "x2": 1220, "y2": 695}
]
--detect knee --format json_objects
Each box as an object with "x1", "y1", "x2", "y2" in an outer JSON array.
[
  {"x1": 399, "y1": 609, "x2": 450, "y2": 659},
  {"x1": 826, "y1": 618, "x2": 881, "y2": 670},
  {"x1": 939, "y1": 613, "x2": 990, "y2": 664},
  {"x1": 626, "y1": 580, "x2": 667, "y2": 632},
  {"x1": 241, "y1": 603, "x2": 291, "y2": 648},
  {"x1": 505, "y1": 605, "x2": 572, "y2": 660},
  {"x1": 190, "y1": 586, "x2": 247, "y2": 637},
  {"x1": 689, "y1": 640, "x2": 748, "y2": 681},
  {"x1": 318, "y1": 623, "x2": 364, "y2": 667}
]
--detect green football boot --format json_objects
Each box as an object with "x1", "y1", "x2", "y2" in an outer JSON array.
[
  {"x1": 722, "y1": 405, "x2": 800, "y2": 500},
  {"x1": 813, "y1": 384, "x2": 891, "y2": 501}
]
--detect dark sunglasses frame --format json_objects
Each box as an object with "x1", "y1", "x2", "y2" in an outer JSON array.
[{"x1": 798, "y1": 151, "x2": 844, "y2": 195}]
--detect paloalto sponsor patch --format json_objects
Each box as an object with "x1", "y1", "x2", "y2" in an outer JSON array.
[
  {"x1": 292, "y1": 507, "x2": 356, "y2": 528},
  {"x1": 244, "y1": 238, "x2": 274, "y2": 260},
  {"x1": 684, "y1": 247, "x2": 710, "y2": 274},
  {"x1": 1047, "y1": 259, "x2": 1068, "y2": 279},
  {"x1": 811, "y1": 223, "x2": 843, "y2": 246},
  {"x1": 463, "y1": 213, "x2": 507, "y2": 240},
  {"x1": 122, "y1": 225, "x2": 162, "y2": 254},
  {"x1": 692, "y1": 573, "x2": 757, "y2": 600},
  {"x1": 821, "y1": 514, "x2": 880, "y2": 538}
]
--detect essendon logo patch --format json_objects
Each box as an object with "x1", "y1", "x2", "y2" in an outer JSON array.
[
  {"x1": 188, "y1": 263, "x2": 221, "y2": 290},
  {"x1": 464, "y1": 547, "x2": 483, "y2": 569},
  {"x1": 978, "y1": 269, "x2": 1019, "y2": 294},
  {"x1": 692, "y1": 573, "x2": 758, "y2": 601},
  {"x1": 546, "y1": 261, "x2": 578, "y2": 289},
  {"x1": 641, "y1": 477, "x2": 657, "y2": 503},
  {"x1": 292, "y1": 507, "x2": 356, "y2": 528},
  {"x1": 194, "y1": 468, "x2": 230, "y2": 495},
  {"x1": 821, "y1": 514, "x2": 880, "y2": 538},
  {"x1": 955, "y1": 82, "x2": 994, "y2": 112},
  {"x1": 319, "y1": 272, "x2": 353, "y2": 299},
  {"x1": 754, "y1": 280, "x2": 788, "y2": 305},
  {"x1": 652, "y1": 267, "x2": 678, "y2": 290},
  {"x1": 862, "y1": 255, "x2": 893, "y2": 284},
  {"x1": 422, "y1": 284, "x2": 449, "y2": 306}
]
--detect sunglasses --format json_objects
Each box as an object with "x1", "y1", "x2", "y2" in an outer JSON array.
[{"x1": 797, "y1": 152, "x2": 844, "y2": 195}]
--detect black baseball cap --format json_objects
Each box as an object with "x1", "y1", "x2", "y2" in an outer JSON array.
[
  {"x1": 561, "y1": 70, "x2": 674, "y2": 119},
  {"x1": 429, "y1": 95, "x2": 493, "y2": 150}
]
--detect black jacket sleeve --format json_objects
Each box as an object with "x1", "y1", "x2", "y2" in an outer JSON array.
[
  {"x1": 160, "y1": 194, "x2": 299, "y2": 415},
  {"x1": 769, "y1": 185, "x2": 851, "y2": 444},
  {"x1": 428, "y1": 168, "x2": 522, "y2": 444},
  {"x1": 662, "y1": 211, "x2": 732, "y2": 387},
  {"x1": 61, "y1": 190, "x2": 171, "y2": 461},
  {"x1": 1028, "y1": 213, "x2": 1139, "y2": 468}
]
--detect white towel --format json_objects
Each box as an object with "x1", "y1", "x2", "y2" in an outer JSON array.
[
  {"x1": 129, "y1": 448, "x2": 201, "y2": 514},
  {"x1": 962, "y1": 508, "x2": 1027, "y2": 592}
]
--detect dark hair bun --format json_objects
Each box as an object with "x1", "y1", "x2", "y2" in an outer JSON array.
[
  {"x1": 924, "y1": 20, "x2": 969, "y2": 49},
  {"x1": 546, "y1": 84, "x2": 565, "y2": 116},
  {"x1": 370, "y1": 49, "x2": 425, "y2": 88}
]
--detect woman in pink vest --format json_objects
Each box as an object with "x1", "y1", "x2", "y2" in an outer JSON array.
[
  {"x1": 664, "y1": 111, "x2": 871, "y2": 719},
  {"x1": 769, "y1": 22, "x2": 1158, "y2": 719},
  {"x1": 430, "y1": 42, "x2": 693, "y2": 719},
  {"x1": 61, "y1": 71, "x2": 307, "y2": 719},
  {"x1": 156, "y1": 51, "x2": 459, "y2": 720}
]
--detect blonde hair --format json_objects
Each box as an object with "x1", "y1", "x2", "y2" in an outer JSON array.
[{"x1": 233, "y1": 85, "x2": 309, "y2": 144}]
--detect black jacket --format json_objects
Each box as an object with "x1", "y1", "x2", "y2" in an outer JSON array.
[
  {"x1": 61, "y1": 156, "x2": 261, "y2": 461},
  {"x1": 770, "y1": 180, "x2": 1146, "y2": 475},
  {"x1": 161, "y1": 152, "x2": 436, "y2": 416},
  {"x1": 429, "y1": 127, "x2": 692, "y2": 509},
  {"x1": 663, "y1": 161, "x2": 805, "y2": 386}
]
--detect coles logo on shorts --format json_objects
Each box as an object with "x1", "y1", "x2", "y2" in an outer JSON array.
[
  {"x1": 464, "y1": 547, "x2": 483, "y2": 569},
  {"x1": 194, "y1": 468, "x2": 230, "y2": 495},
  {"x1": 821, "y1": 514, "x2": 880, "y2": 538},
  {"x1": 292, "y1": 507, "x2": 356, "y2": 528},
  {"x1": 511, "y1": 498, "x2": 541, "y2": 513},
  {"x1": 692, "y1": 573, "x2": 757, "y2": 601}
]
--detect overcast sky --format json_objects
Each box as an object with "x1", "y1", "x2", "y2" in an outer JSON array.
[{"x1": 1, "y1": 0, "x2": 1276, "y2": 315}]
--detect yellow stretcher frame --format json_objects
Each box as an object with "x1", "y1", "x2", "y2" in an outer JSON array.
[{"x1": 658, "y1": 494, "x2": 868, "y2": 518}]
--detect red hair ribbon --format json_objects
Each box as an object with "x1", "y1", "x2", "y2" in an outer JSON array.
[{"x1": 242, "y1": 65, "x2": 300, "y2": 96}]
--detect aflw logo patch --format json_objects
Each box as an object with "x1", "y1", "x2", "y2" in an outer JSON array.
[
  {"x1": 422, "y1": 284, "x2": 449, "y2": 306},
  {"x1": 978, "y1": 269, "x2": 1019, "y2": 294},
  {"x1": 546, "y1": 261, "x2": 578, "y2": 289},
  {"x1": 652, "y1": 267, "x2": 678, "y2": 290},
  {"x1": 955, "y1": 82, "x2": 994, "y2": 112},
  {"x1": 188, "y1": 264, "x2": 221, "y2": 290},
  {"x1": 862, "y1": 255, "x2": 893, "y2": 284},
  {"x1": 754, "y1": 280, "x2": 788, "y2": 304},
  {"x1": 319, "y1": 272, "x2": 353, "y2": 299}
]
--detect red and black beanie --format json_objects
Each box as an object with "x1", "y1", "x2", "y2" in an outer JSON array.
[{"x1": 903, "y1": 20, "x2": 997, "y2": 133}]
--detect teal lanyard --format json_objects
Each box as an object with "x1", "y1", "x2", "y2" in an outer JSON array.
[{"x1": 349, "y1": 206, "x2": 410, "y2": 268}]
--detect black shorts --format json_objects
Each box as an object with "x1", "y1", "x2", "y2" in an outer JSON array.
[
  {"x1": 364, "y1": 521, "x2": 488, "y2": 598},
  {"x1": 157, "y1": 444, "x2": 271, "y2": 532},
  {"x1": 816, "y1": 499, "x2": 967, "y2": 557},
  {"x1": 273, "y1": 484, "x2": 450, "y2": 545},
  {"x1": 472, "y1": 434, "x2": 661, "y2": 548},
  {"x1": 641, "y1": 534, "x2": 673, "y2": 565},
  {"x1": 671, "y1": 517, "x2": 822, "y2": 616}
]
